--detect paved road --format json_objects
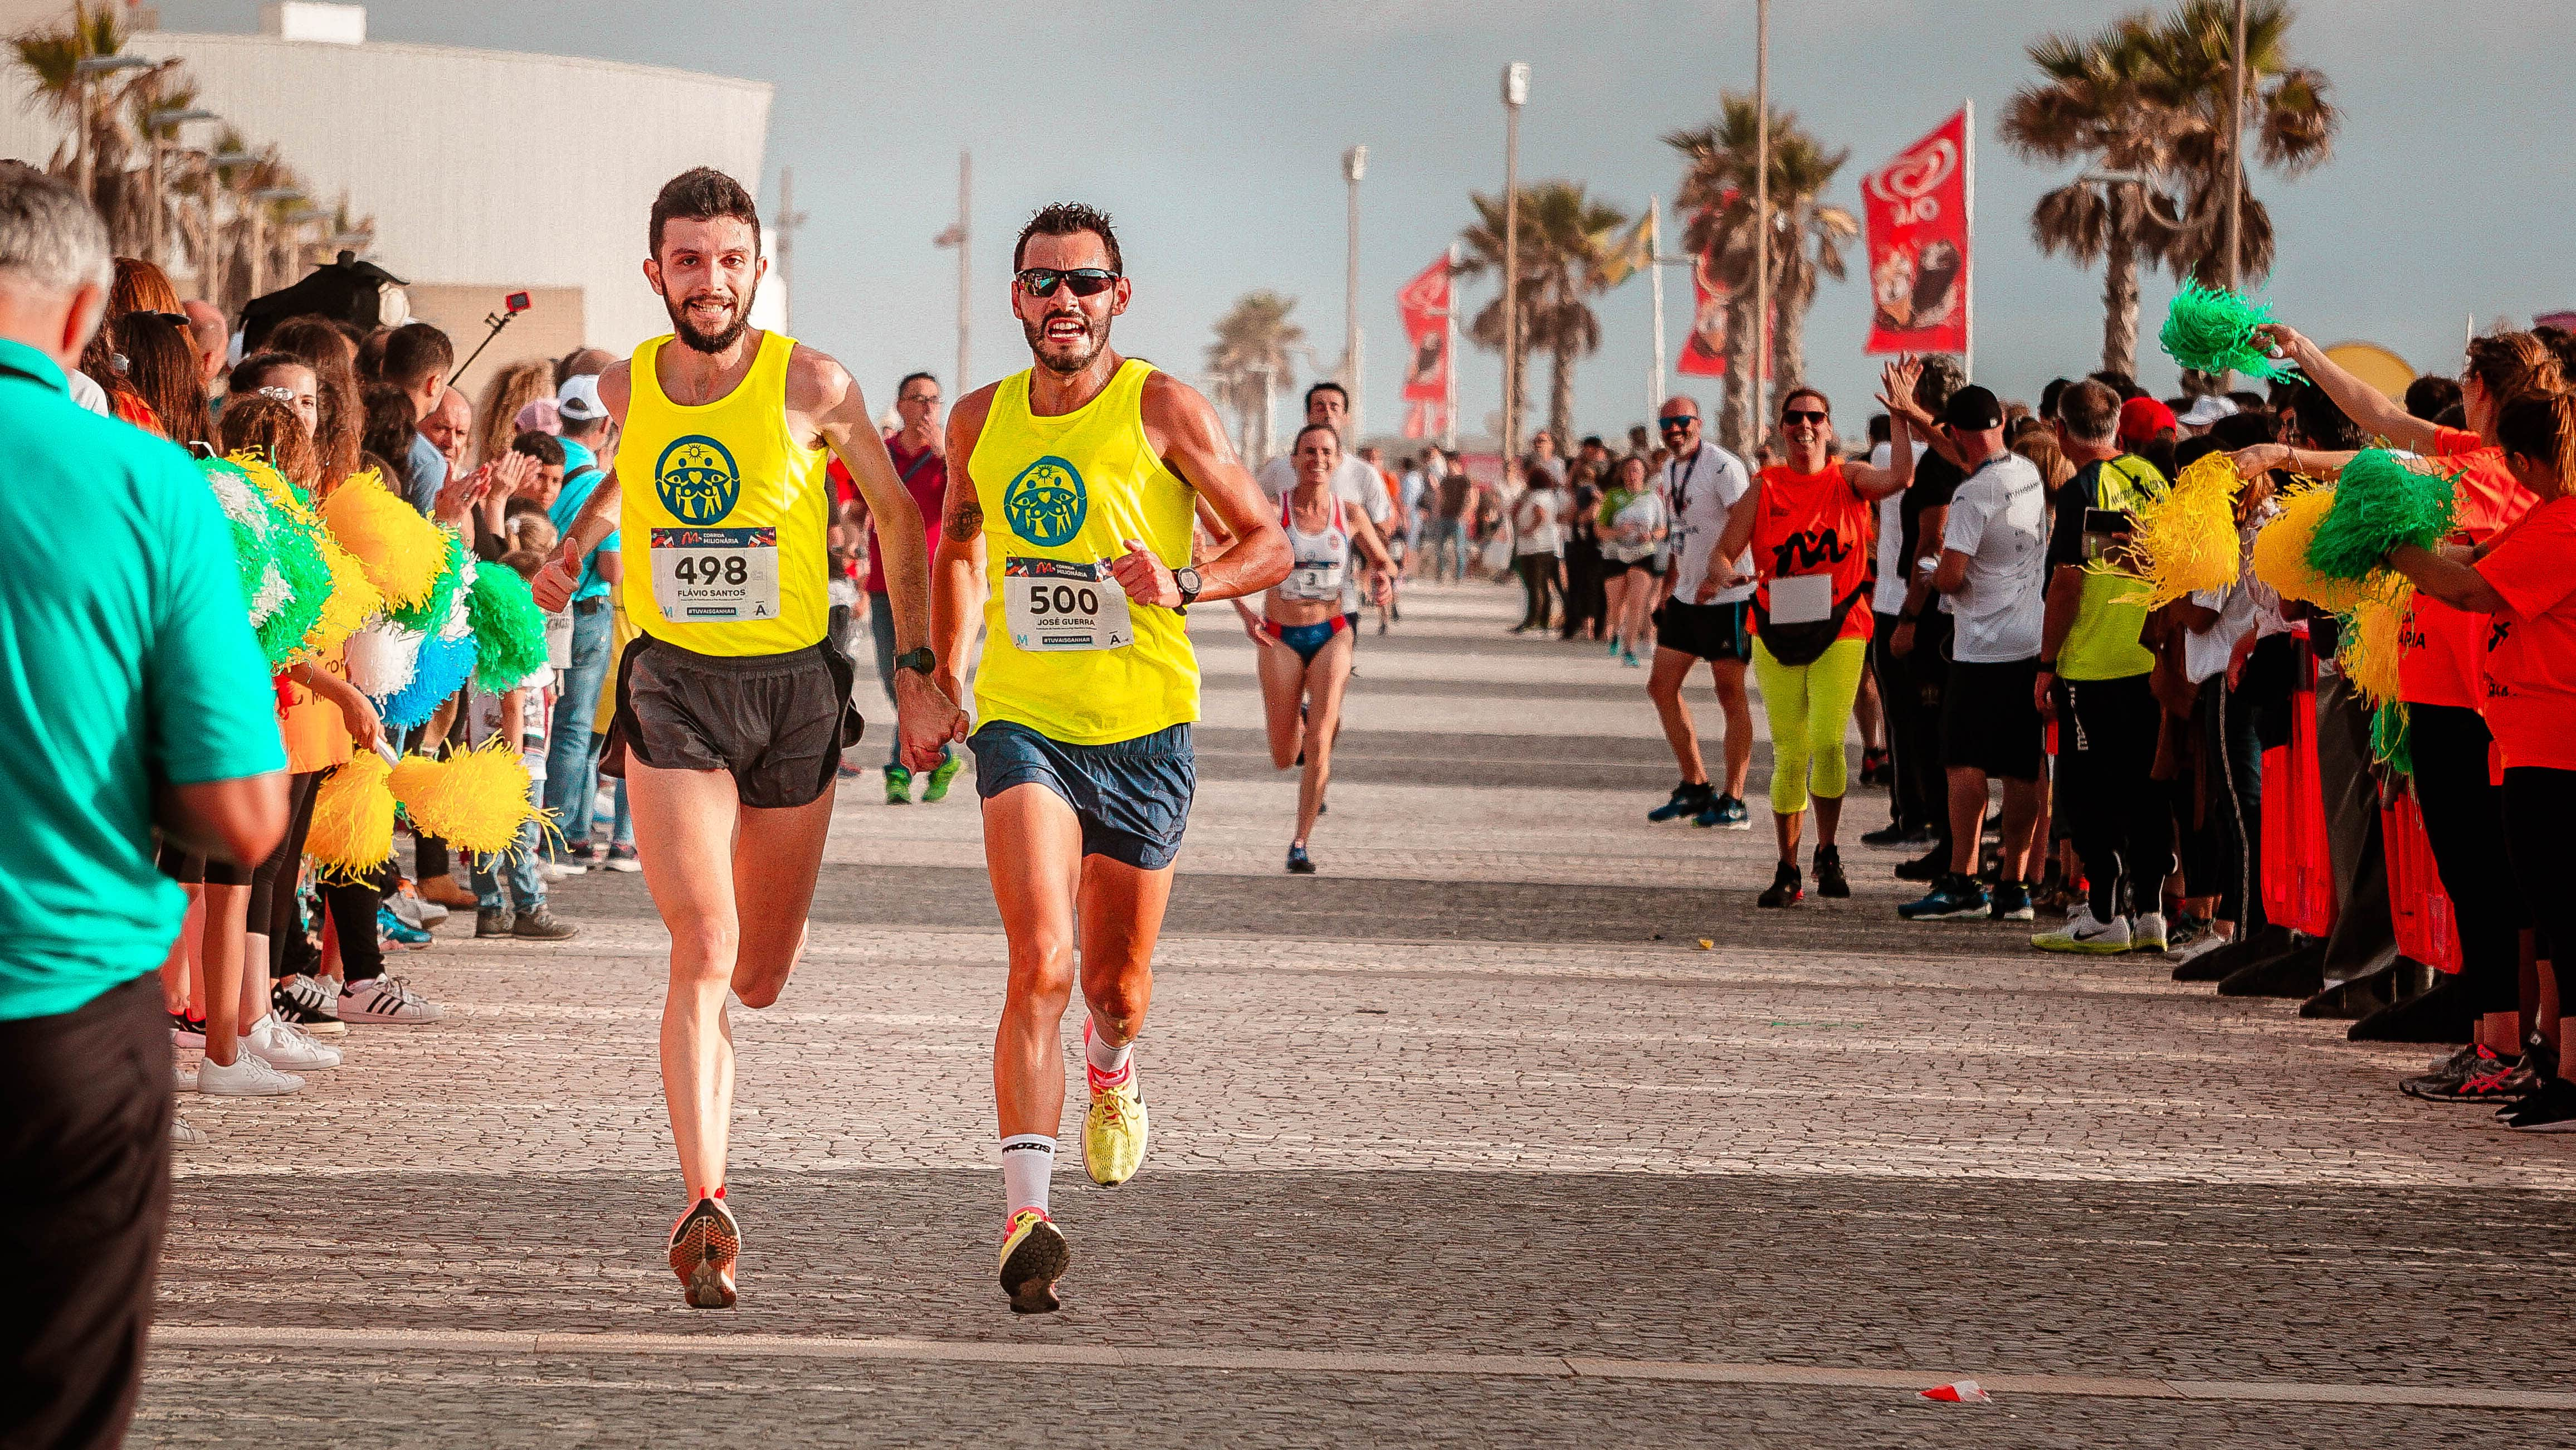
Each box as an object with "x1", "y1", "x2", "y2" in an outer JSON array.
[{"x1": 145, "y1": 582, "x2": 2576, "y2": 1447}]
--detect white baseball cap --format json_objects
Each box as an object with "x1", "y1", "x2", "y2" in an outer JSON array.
[
  {"x1": 558, "y1": 373, "x2": 608, "y2": 422},
  {"x1": 2177, "y1": 395, "x2": 2238, "y2": 429}
]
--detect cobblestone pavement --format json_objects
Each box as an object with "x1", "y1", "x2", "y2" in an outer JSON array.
[{"x1": 145, "y1": 582, "x2": 2576, "y2": 1447}]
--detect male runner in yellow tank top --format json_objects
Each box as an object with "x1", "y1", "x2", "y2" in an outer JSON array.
[
  {"x1": 535, "y1": 169, "x2": 966, "y2": 1309},
  {"x1": 929, "y1": 205, "x2": 1289, "y2": 1313}
]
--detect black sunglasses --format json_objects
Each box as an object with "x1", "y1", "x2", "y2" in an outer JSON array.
[
  {"x1": 1782, "y1": 409, "x2": 1829, "y2": 425},
  {"x1": 1657, "y1": 415, "x2": 1697, "y2": 431},
  {"x1": 1016, "y1": 267, "x2": 1120, "y2": 298}
]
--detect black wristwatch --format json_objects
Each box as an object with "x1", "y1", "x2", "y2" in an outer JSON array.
[
  {"x1": 892, "y1": 646, "x2": 936, "y2": 676},
  {"x1": 1173, "y1": 566, "x2": 1204, "y2": 607}
]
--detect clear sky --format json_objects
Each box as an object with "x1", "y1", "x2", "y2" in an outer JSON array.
[{"x1": 155, "y1": 0, "x2": 2576, "y2": 446}]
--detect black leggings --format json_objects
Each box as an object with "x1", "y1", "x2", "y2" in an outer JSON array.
[
  {"x1": 2059, "y1": 674, "x2": 2173, "y2": 922},
  {"x1": 245, "y1": 772, "x2": 320, "y2": 960},
  {"x1": 2410, "y1": 705, "x2": 2527, "y2": 1016},
  {"x1": 1516, "y1": 553, "x2": 1560, "y2": 629},
  {"x1": 2500, "y1": 767, "x2": 2573, "y2": 1003}
]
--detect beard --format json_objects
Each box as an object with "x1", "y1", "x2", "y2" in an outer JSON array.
[
  {"x1": 1023, "y1": 309, "x2": 1109, "y2": 376},
  {"x1": 667, "y1": 281, "x2": 755, "y2": 354}
]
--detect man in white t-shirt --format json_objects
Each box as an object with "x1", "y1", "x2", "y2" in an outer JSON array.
[
  {"x1": 1897, "y1": 385, "x2": 2048, "y2": 923},
  {"x1": 1641, "y1": 394, "x2": 1757, "y2": 829}
]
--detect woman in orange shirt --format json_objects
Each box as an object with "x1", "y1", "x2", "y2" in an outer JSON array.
[
  {"x1": 1720, "y1": 366, "x2": 1921, "y2": 907},
  {"x1": 2388, "y1": 388, "x2": 2576, "y2": 1131}
]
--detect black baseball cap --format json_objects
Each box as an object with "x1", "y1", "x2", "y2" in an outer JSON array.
[{"x1": 1941, "y1": 385, "x2": 2003, "y2": 431}]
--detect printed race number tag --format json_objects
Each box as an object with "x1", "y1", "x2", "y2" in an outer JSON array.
[
  {"x1": 651, "y1": 527, "x2": 781, "y2": 624},
  {"x1": 1769, "y1": 572, "x2": 1834, "y2": 625},
  {"x1": 1281, "y1": 557, "x2": 1346, "y2": 604},
  {"x1": 1004, "y1": 557, "x2": 1135, "y2": 651}
]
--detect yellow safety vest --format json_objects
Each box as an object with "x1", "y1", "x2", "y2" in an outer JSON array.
[{"x1": 615, "y1": 330, "x2": 831, "y2": 656}]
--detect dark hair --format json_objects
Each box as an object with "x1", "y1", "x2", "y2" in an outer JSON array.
[
  {"x1": 503, "y1": 495, "x2": 550, "y2": 520},
  {"x1": 1867, "y1": 412, "x2": 1892, "y2": 444},
  {"x1": 267, "y1": 316, "x2": 363, "y2": 488},
  {"x1": 2173, "y1": 434, "x2": 2228, "y2": 474},
  {"x1": 2534, "y1": 326, "x2": 2576, "y2": 381},
  {"x1": 510, "y1": 430, "x2": 565, "y2": 467},
  {"x1": 1912, "y1": 356, "x2": 1964, "y2": 413},
  {"x1": 896, "y1": 371, "x2": 938, "y2": 397},
  {"x1": 2227, "y1": 390, "x2": 2268, "y2": 413},
  {"x1": 2057, "y1": 379, "x2": 2121, "y2": 444},
  {"x1": 228, "y1": 349, "x2": 310, "y2": 399},
  {"x1": 1291, "y1": 421, "x2": 1340, "y2": 454},
  {"x1": 1305, "y1": 380, "x2": 1349, "y2": 411},
  {"x1": 2038, "y1": 377, "x2": 2072, "y2": 423},
  {"x1": 380, "y1": 322, "x2": 453, "y2": 391},
  {"x1": 2087, "y1": 368, "x2": 2144, "y2": 401},
  {"x1": 2464, "y1": 332, "x2": 2565, "y2": 419},
  {"x1": 359, "y1": 382, "x2": 419, "y2": 491},
  {"x1": 1779, "y1": 386, "x2": 1829, "y2": 419},
  {"x1": 214, "y1": 395, "x2": 321, "y2": 491},
  {"x1": 2285, "y1": 381, "x2": 2365, "y2": 451},
  {"x1": 497, "y1": 546, "x2": 549, "y2": 581},
  {"x1": 2404, "y1": 373, "x2": 2463, "y2": 424},
  {"x1": 2434, "y1": 402, "x2": 2467, "y2": 430},
  {"x1": 650, "y1": 167, "x2": 762, "y2": 261},
  {"x1": 1013, "y1": 202, "x2": 1122, "y2": 274},
  {"x1": 2208, "y1": 410, "x2": 2276, "y2": 451},
  {"x1": 114, "y1": 312, "x2": 207, "y2": 446},
  {"x1": 2496, "y1": 389, "x2": 2576, "y2": 490}
]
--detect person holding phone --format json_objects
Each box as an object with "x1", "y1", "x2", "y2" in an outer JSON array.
[{"x1": 2030, "y1": 379, "x2": 2174, "y2": 955}]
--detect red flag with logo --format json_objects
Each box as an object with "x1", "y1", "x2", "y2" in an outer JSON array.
[
  {"x1": 1677, "y1": 249, "x2": 1770, "y2": 378},
  {"x1": 1398, "y1": 254, "x2": 1451, "y2": 405},
  {"x1": 1863, "y1": 109, "x2": 1971, "y2": 355}
]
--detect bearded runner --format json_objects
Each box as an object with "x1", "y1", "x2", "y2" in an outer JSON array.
[
  {"x1": 929, "y1": 203, "x2": 1289, "y2": 1315},
  {"x1": 535, "y1": 168, "x2": 967, "y2": 1310}
]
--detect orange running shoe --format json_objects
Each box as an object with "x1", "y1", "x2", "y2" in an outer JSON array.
[{"x1": 670, "y1": 1194, "x2": 740, "y2": 1309}]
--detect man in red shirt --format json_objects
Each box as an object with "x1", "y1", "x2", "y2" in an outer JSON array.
[{"x1": 831, "y1": 372, "x2": 958, "y2": 802}]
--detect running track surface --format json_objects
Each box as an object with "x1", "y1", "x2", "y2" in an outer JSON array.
[{"x1": 147, "y1": 582, "x2": 2576, "y2": 1448}]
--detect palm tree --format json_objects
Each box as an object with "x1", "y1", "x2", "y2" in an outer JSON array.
[
  {"x1": 2003, "y1": 13, "x2": 2183, "y2": 376},
  {"x1": 2146, "y1": 0, "x2": 2339, "y2": 288},
  {"x1": 8, "y1": 3, "x2": 170, "y2": 247},
  {"x1": 1457, "y1": 182, "x2": 1632, "y2": 452},
  {"x1": 1207, "y1": 291, "x2": 1304, "y2": 465},
  {"x1": 1665, "y1": 96, "x2": 1857, "y2": 454}
]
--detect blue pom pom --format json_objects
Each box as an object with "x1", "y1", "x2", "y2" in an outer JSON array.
[{"x1": 374, "y1": 627, "x2": 478, "y2": 730}]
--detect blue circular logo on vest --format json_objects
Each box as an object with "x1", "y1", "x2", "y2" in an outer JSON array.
[
  {"x1": 1003, "y1": 455, "x2": 1086, "y2": 547},
  {"x1": 655, "y1": 435, "x2": 740, "y2": 524}
]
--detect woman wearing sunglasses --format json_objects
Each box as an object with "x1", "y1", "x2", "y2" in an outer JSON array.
[
  {"x1": 1723, "y1": 361, "x2": 1923, "y2": 907},
  {"x1": 1236, "y1": 422, "x2": 1394, "y2": 873}
]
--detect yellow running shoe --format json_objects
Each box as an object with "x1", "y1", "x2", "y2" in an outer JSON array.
[
  {"x1": 1084, "y1": 1076, "x2": 1149, "y2": 1186},
  {"x1": 998, "y1": 1208, "x2": 1069, "y2": 1315},
  {"x1": 669, "y1": 1194, "x2": 739, "y2": 1309}
]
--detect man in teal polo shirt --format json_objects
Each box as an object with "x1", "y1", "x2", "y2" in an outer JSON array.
[
  {"x1": 543, "y1": 371, "x2": 624, "y2": 867},
  {"x1": 0, "y1": 167, "x2": 288, "y2": 1450}
]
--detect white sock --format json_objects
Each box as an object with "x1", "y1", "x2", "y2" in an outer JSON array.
[
  {"x1": 1085, "y1": 1016, "x2": 1133, "y2": 1086},
  {"x1": 999, "y1": 1135, "x2": 1055, "y2": 1218}
]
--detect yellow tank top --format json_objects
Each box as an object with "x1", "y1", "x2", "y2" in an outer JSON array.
[
  {"x1": 970, "y1": 358, "x2": 1199, "y2": 744},
  {"x1": 615, "y1": 330, "x2": 831, "y2": 656}
]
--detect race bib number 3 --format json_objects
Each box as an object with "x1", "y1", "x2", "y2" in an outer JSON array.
[
  {"x1": 651, "y1": 527, "x2": 782, "y2": 624},
  {"x1": 1005, "y1": 556, "x2": 1135, "y2": 651}
]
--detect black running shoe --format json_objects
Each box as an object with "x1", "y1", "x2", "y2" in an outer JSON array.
[
  {"x1": 1859, "y1": 821, "x2": 1915, "y2": 848},
  {"x1": 1648, "y1": 781, "x2": 1714, "y2": 823},
  {"x1": 1757, "y1": 862, "x2": 1804, "y2": 908},
  {"x1": 999, "y1": 1209, "x2": 1070, "y2": 1315},
  {"x1": 1286, "y1": 844, "x2": 1316, "y2": 875},
  {"x1": 1894, "y1": 845, "x2": 1945, "y2": 883},
  {"x1": 1988, "y1": 881, "x2": 2035, "y2": 922},
  {"x1": 2402, "y1": 1045, "x2": 2510, "y2": 1102},
  {"x1": 2502, "y1": 1077, "x2": 2576, "y2": 1132},
  {"x1": 1813, "y1": 845, "x2": 1850, "y2": 898}
]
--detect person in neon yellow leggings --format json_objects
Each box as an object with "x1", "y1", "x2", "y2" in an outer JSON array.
[{"x1": 1716, "y1": 365, "x2": 1923, "y2": 906}]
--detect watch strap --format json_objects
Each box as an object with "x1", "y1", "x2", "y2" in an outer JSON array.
[{"x1": 893, "y1": 646, "x2": 936, "y2": 675}]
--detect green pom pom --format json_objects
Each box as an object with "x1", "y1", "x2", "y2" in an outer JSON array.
[
  {"x1": 2306, "y1": 449, "x2": 2458, "y2": 581},
  {"x1": 466, "y1": 565, "x2": 550, "y2": 691},
  {"x1": 253, "y1": 510, "x2": 332, "y2": 666},
  {"x1": 2159, "y1": 281, "x2": 2304, "y2": 383},
  {"x1": 2372, "y1": 699, "x2": 2413, "y2": 777},
  {"x1": 201, "y1": 459, "x2": 276, "y2": 613},
  {"x1": 387, "y1": 529, "x2": 470, "y2": 634}
]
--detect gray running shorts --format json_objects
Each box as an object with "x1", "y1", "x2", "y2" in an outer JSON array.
[
  {"x1": 604, "y1": 638, "x2": 861, "y2": 809},
  {"x1": 968, "y1": 720, "x2": 1194, "y2": 870}
]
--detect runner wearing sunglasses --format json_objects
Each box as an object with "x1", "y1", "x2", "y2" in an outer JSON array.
[
  {"x1": 534, "y1": 168, "x2": 965, "y2": 1310},
  {"x1": 1641, "y1": 396, "x2": 1759, "y2": 829},
  {"x1": 929, "y1": 203, "x2": 1290, "y2": 1314}
]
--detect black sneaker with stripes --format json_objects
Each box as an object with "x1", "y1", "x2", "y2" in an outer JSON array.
[{"x1": 269, "y1": 974, "x2": 347, "y2": 1039}]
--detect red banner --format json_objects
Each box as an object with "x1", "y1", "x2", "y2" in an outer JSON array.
[
  {"x1": 1677, "y1": 251, "x2": 1770, "y2": 378},
  {"x1": 1862, "y1": 109, "x2": 1971, "y2": 356},
  {"x1": 1398, "y1": 254, "x2": 1451, "y2": 403}
]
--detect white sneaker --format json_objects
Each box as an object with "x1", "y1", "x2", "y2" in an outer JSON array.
[
  {"x1": 2167, "y1": 931, "x2": 2228, "y2": 964},
  {"x1": 170, "y1": 1114, "x2": 206, "y2": 1146},
  {"x1": 197, "y1": 1052, "x2": 304, "y2": 1096},
  {"x1": 2130, "y1": 911, "x2": 2169, "y2": 953},
  {"x1": 242, "y1": 1015, "x2": 342, "y2": 1070},
  {"x1": 388, "y1": 886, "x2": 446, "y2": 931},
  {"x1": 270, "y1": 973, "x2": 347, "y2": 1039},
  {"x1": 2031, "y1": 908, "x2": 2133, "y2": 955},
  {"x1": 340, "y1": 976, "x2": 445, "y2": 1024},
  {"x1": 173, "y1": 1064, "x2": 197, "y2": 1092}
]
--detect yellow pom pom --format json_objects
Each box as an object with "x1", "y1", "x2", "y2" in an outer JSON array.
[
  {"x1": 322, "y1": 469, "x2": 446, "y2": 609},
  {"x1": 2339, "y1": 580, "x2": 2413, "y2": 708},
  {"x1": 2252, "y1": 484, "x2": 2380, "y2": 614},
  {"x1": 2114, "y1": 450, "x2": 2243, "y2": 610},
  {"x1": 297, "y1": 530, "x2": 382, "y2": 661},
  {"x1": 306, "y1": 753, "x2": 396, "y2": 879},
  {"x1": 390, "y1": 738, "x2": 544, "y2": 859}
]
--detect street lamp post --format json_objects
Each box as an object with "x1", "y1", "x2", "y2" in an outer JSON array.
[
  {"x1": 247, "y1": 186, "x2": 303, "y2": 298},
  {"x1": 1752, "y1": 0, "x2": 1771, "y2": 435},
  {"x1": 70, "y1": 53, "x2": 154, "y2": 206},
  {"x1": 1341, "y1": 144, "x2": 1365, "y2": 442},
  {"x1": 1500, "y1": 62, "x2": 1528, "y2": 465},
  {"x1": 2221, "y1": 0, "x2": 2250, "y2": 388},
  {"x1": 147, "y1": 103, "x2": 216, "y2": 269},
  {"x1": 933, "y1": 151, "x2": 970, "y2": 393}
]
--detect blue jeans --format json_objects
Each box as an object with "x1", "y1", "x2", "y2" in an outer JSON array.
[
  {"x1": 1425, "y1": 518, "x2": 1468, "y2": 582},
  {"x1": 869, "y1": 591, "x2": 950, "y2": 771},
  {"x1": 542, "y1": 604, "x2": 612, "y2": 859},
  {"x1": 471, "y1": 788, "x2": 547, "y2": 911}
]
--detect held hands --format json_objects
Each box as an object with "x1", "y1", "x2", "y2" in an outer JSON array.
[
  {"x1": 1874, "y1": 355, "x2": 1925, "y2": 420},
  {"x1": 1108, "y1": 538, "x2": 1180, "y2": 607},
  {"x1": 891, "y1": 666, "x2": 970, "y2": 772}
]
